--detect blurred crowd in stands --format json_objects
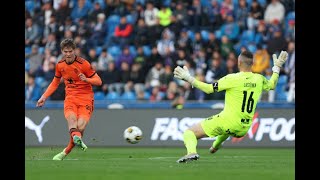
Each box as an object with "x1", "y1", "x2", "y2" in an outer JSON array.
[{"x1": 25, "y1": 0, "x2": 295, "y2": 103}]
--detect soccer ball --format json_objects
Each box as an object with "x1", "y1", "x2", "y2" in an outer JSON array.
[{"x1": 123, "y1": 126, "x2": 143, "y2": 144}]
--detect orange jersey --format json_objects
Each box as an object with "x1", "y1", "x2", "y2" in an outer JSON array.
[{"x1": 55, "y1": 56, "x2": 96, "y2": 100}]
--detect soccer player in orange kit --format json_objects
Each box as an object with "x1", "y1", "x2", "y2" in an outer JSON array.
[{"x1": 36, "y1": 39, "x2": 102, "y2": 160}]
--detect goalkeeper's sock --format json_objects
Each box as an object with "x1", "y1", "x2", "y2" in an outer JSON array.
[
  {"x1": 65, "y1": 136, "x2": 75, "y2": 154},
  {"x1": 183, "y1": 130, "x2": 198, "y2": 154},
  {"x1": 69, "y1": 128, "x2": 82, "y2": 138},
  {"x1": 212, "y1": 135, "x2": 229, "y2": 149}
]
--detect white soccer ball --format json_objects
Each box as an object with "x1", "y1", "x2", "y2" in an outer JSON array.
[{"x1": 123, "y1": 126, "x2": 143, "y2": 144}]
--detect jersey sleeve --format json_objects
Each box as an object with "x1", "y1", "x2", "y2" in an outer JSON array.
[
  {"x1": 217, "y1": 74, "x2": 236, "y2": 91},
  {"x1": 54, "y1": 63, "x2": 62, "y2": 78},
  {"x1": 262, "y1": 73, "x2": 279, "y2": 91},
  {"x1": 83, "y1": 60, "x2": 96, "y2": 78}
]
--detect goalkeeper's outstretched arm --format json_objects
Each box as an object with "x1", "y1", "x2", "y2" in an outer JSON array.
[
  {"x1": 173, "y1": 51, "x2": 288, "y2": 93},
  {"x1": 192, "y1": 79, "x2": 214, "y2": 94},
  {"x1": 173, "y1": 66, "x2": 214, "y2": 94},
  {"x1": 264, "y1": 50, "x2": 289, "y2": 91}
]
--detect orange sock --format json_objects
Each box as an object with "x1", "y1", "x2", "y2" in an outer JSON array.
[
  {"x1": 69, "y1": 128, "x2": 82, "y2": 138},
  {"x1": 64, "y1": 136, "x2": 75, "y2": 154}
]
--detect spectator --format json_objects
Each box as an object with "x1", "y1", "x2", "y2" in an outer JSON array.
[
  {"x1": 149, "y1": 86, "x2": 163, "y2": 102},
  {"x1": 42, "y1": 15, "x2": 59, "y2": 44},
  {"x1": 101, "y1": 61, "x2": 121, "y2": 94},
  {"x1": 97, "y1": 48, "x2": 114, "y2": 72},
  {"x1": 44, "y1": 33, "x2": 59, "y2": 56},
  {"x1": 119, "y1": 61, "x2": 132, "y2": 93},
  {"x1": 104, "y1": 0, "x2": 120, "y2": 18},
  {"x1": 204, "y1": 32, "x2": 220, "y2": 59},
  {"x1": 285, "y1": 20, "x2": 295, "y2": 42},
  {"x1": 191, "y1": 31, "x2": 206, "y2": 56},
  {"x1": 55, "y1": 0, "x2": 72, "y2": 26},
  {"x1": 57, "y1": 17, "x2": 77, "y2": 39},
  {"x1": 264, "y1": 0, "x2": 285, "y2": 24},
  {"x1": 25, "y1": 74, "x2": 42, "y2": 101},
  {"x1": 145, "y1": 46, "x2": 163, "y2": 75},
  {"x1": 247, "y1": 0, "x2": 264, "y2": 30},
  {"x1": 76, "y1": 17, "x2": 92, "y2": 40},
  {"x1": 144, "y1": 1, "x2": 161, "y2": 43},
  {"x1": 220, "y1": 35, "x2": 235, "y2": 59},
  {"x1": 145, "y1": 61, "x2": 165, "y2": 90},
  {"x1": 175, "y1": 49, "x2": 193, "y2": 67},
  {"x1": 134, "y1": 46, "x2": 147, "y2": 69},
  {"x1": 176, "y1": 28, "x2": 193, "y2": 55},
  {"x1": 157, "y1": 28, "x2": 175, "y2": 57},
  {"x1": 252, "y1": 45, "x2": 270, "y2": 75},
  {"x1": 193, "y1": 49, "x2": 207, "y2": 73},
  {"x1": 254, "y1": 21, "x2": 270, "y2": 47},
  {"x1": 86, "y1": 48, "x2": 98, "y2": 64},
  {"x1": 129, "y1": 62, "x2": 145, "y2": 94},
  {"x1": 226, "y1": 56, "x2": 238, "y2": 74},
  {"x1": 116, "y1": 46, "x2": 134, "y2": 69},
  {"x1": 267, "y1": 29, "x2": 287, "y2": 56},
  {"x1": 220, "y1": 0, "x2": 234, "y2": 21},
  {"x1": 25, "y1": 44, "x2": 44, "y2": 75},
  {"x1": 25, "y1": 17, "x2": 41, "y2": 46},
  {"x1": 284, "y1": 41, "x2": 295, "y2": 102},
  {"x1": 206, "y1": 0, "x2": 223, "y2": 31},
  {"x1": 205, "y1": 58, "x2": 227, "y2": 84},
  {"x1": 88, "y1": 1, "x2": 104, "y2": 24},
  {"x1": 71, "y1": 0, "x2": 91, "y2": 22},
  {"x1": 235, "y1": 0, "x2": 249, "y2": 31},
  {"x1": 193, "y1": 70, "x2": 205, "y2": 102},
  {"x1": 88, "y1": 13, "x2": 107, "y2": 47},
  {"x1": 220, "y1": 14, "x2": 240, "y2": 42},
  {"x1": 111, "y1": 16, "x2": 134, "y2": 47},
  {"x1": 159, "y1": 65, "x2": 174, "y2": 91},
  {"x1": 285, "y1": 50, "x2": 294, "y2": 102},
  {"x1": 133, "y1": 18, "x2": 149, "y2": 46},
  {"x1": 144, "y1": 1, "x2": 159, "y2": 27},
  {"x1": 171, "y1": 1, "x2": 188, "y2": 29},
  {"x1": 157, "y1": 4, "x2": 172, "y2": 28},
  {"x1": 205, "y1": 57, "x2": 227, "y2": 100}
]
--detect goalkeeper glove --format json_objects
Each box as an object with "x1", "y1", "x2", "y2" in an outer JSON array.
[
  {"x1": 272, "y1": 50, "x2": 288, "y2": 74},
  {"x1": 173, "y1": 66, "x2": 195, "y2": 85}
]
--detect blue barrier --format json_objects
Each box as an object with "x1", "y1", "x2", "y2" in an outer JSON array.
[{"x1": 25, "y1": 100, "x2": 295, "y2": 109}]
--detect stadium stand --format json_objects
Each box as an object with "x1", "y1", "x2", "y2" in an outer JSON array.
[{"x1": 25, "y1": 0, "x2": 295, "y2": 103}]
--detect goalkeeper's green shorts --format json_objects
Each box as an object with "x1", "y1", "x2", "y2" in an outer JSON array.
[{"x1": 200, "y1": 114, "x2": 251, "y2": 138}]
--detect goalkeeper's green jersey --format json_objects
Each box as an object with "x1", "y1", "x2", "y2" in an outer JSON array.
[{"x1": 194, "y1": 72, "x2": 279, "y2": 124}]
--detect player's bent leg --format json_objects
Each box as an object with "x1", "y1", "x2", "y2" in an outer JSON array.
[
  {"x1": 69, "y1": 127, "x2": 85, "y2": 151},
  {"x1": 210, "y1": 134, "x2": 229, "y2": 154},
  {"x1": 66, "y1": 113, "x2": 78, "y2": 130},
  {"x1": 65, "y1": 136, "x2": 75, "y2": 154},
  {"x1": 75, "y1": 117, "x2": 89, "y2": 151},
  {"x1": 177, "y1": 122, "x2": 207, "y2": 163},
  {"x1": 53, "y1": 148, "x2": 67, "y2": 161}
]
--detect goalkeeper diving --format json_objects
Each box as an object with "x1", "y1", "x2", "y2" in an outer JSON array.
[{"x1": 173, "y1": 50, "x2": 288, "y2": 163}]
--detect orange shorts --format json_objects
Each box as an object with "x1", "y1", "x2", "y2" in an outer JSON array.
[{"x1": 64, "y1": 97, "x2": 94, "y2": 122}]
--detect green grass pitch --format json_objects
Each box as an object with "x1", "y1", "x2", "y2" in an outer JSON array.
[{"x1": 25, "y1": 147, "x2": 294, "y2": 180}]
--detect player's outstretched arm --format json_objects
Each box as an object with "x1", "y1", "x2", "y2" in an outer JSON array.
[
  {"x1": 173, "y1": 66, "x2": 214, "y2": 94},
  {"x1": 36, "y1": 77, "x2": 60, "y2": 107},
  {"x1": 265, "y1": 50, "x2": 288, "y2": 90}
]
